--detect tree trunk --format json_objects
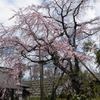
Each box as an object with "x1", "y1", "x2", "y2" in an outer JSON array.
[
  {"x1": 50, "y1": 72, "x2": 64, "y2": 100},
  {"x1": 40, "y1": 62, "x2": 44, "y2": 100},
  {"x1": 39, "y1": 48, "x2": 44, "y2": 100},
  {"x1": 71, "y1": 56, "x2": 80, "y2": 94},
  {"x1": 11, "y1": 89, "x2": 14, "y2": 100}
]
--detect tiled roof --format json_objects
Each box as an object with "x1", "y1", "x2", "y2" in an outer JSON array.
[{"x1": 0, "y1": 71, "x2": 21, "y2": 89}]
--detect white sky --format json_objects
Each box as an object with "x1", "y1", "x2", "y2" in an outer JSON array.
[
  {"x1": 0, "y1": 0, "x2": 100, "y2": 26},
  {"x1": 0, "y1": 0, "x2": 42, "y2": 26}
]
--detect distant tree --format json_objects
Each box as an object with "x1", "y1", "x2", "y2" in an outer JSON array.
[
  {"x1": 29, "y1": 64, "x2": 40, "y2": 80},
  {"x1": 95, "y1": 49, "x2": 100, "y2": 67},
  {"x1": 83, "y1": 39, "x2": 100, "y2": 69},
  {"x1": 83, "y1": 40, "x2": 97, "y2": 53}
]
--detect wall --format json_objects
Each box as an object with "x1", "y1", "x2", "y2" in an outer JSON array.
[{"x1": 25, "y1": 77, "x2": 58, "y2": 98}]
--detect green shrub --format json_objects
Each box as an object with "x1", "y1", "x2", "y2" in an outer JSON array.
[
  {"x1": 92, "y1": 97, "x2": 100, "y2": 100},
  {"x1": 29, "y1": 97, "x2": 40, "y2": 100}
]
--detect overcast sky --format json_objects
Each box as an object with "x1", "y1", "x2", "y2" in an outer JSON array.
[
  {"x1": 0, "y1": 0, "x2": 100, "y2": 26},
  {"x1": 0, "y1": 0, "x2": 42, "y2": 26}
]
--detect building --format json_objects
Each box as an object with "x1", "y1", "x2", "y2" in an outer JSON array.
[{"x1": 0, "y1": 67, "x2": 30, "y2": 100}]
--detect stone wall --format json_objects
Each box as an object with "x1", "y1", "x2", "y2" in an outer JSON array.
[{"x1": 25, "y1": 77, "x2": 58, "y2": 98}]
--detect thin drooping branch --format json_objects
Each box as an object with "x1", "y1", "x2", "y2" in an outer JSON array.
[{"x1": 79, "y1": 59, "x2": 100, "y2": 81}]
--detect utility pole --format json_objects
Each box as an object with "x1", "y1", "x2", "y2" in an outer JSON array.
[{"x1": 39, "y1": 47, "x2": 44, "y2": 100}]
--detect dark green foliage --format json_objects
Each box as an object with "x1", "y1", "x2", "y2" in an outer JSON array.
[
  {"x1": 57, "y1": 71, "x2": 100, "y2": 100},
  {"x1": 29, "y1": 98, "x2": 40, "y2": 100},
  {"x1": 59, "y1": 92, "x2": 67, "y2": 98},
  {"x1": 95, "y1": 49, "x2": 100, "y2": 66}
]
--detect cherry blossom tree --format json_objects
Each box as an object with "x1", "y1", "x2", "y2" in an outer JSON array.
[{"x1": 0, "y1": 0, "x2": 100, "y2": 99}]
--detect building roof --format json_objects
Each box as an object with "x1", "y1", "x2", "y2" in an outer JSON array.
[
  {"x1": 0, "y1": 66, "x2": 30, "y2": 89},
  {"x1": 0, "y1": 71, "x2": 23, "y2": 89}
]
